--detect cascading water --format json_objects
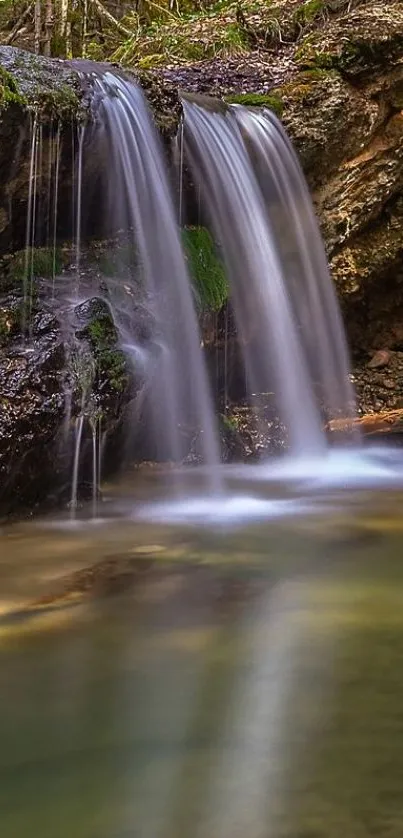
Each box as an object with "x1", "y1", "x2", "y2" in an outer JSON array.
[
  {"x1": 17, "y1": 67, "x2": 365, "y2": 520},
  {"x1": 182, "y1": 96, "x2": 357, "y2": 457},
  {"x1": 83, "y1": 70, "x2": 221, "y2": 483}
]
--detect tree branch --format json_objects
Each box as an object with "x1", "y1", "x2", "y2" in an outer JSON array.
[{"x1": 90, "y1": 0, "x2": 132, "y2": 38}]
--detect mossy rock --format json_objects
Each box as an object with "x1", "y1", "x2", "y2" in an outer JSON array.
[
  {"x1": 182, "y1": 226, "x2": 228, "y2": 312},
  {"x1": 269, "y1": 68, "x2": 381, "y2": 187},
  {"x1": 225, "y1": 92, "x2": 284, "y2": 117},
  {"x1": 75, "y1": 298, "x2": 129, "y2": 398},
  {"x1": 3, "y1": 248, "x2": 63, "y2": 285},
  {"x1": 132, "y1": 68, "x2": 181, "y2": 139},
  {"x1": 293, "y1": 0, "x2": 326, "y2": 28},
  {"x1": 0, "y1": 66, "x2": 26, "y2": 111},
  {"x1": 0, "y1": 46, "x2": 86, "y2": 120},
  {"x1": 295, "y1": 2, "x2": 403, "y2": 77}
]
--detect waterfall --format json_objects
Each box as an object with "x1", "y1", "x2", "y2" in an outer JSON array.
[
  {"x1": 85, "y1": 71, "x2": 221, "y2": 482},
  {"x1": 182, "y1": 96, "x2": 356, "y2": 456},
  {"x1": 45, "y1": 68, "x2": 358, "y2": 515}
]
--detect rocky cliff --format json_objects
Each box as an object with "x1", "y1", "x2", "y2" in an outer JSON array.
[{"x1": 159, "y1": 0, "x2": 403, "y2": 410}]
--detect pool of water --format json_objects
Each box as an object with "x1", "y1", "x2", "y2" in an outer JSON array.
[{"x1": 2, "y1": 450, "x2": 403, "y2": 837}]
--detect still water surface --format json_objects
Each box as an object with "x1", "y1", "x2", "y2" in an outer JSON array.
[{"x1": 2, "y1": 458, "x2": 403, "y2": 837}]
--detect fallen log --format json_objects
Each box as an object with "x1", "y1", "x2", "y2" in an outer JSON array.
[{"x1": 328, "y1": 409, "x2": 403, "y2": 436}]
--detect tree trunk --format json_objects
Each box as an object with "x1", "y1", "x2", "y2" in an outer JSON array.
[
  {"x1": 82, "y1": 0, "x2": 88, "y2": 57},
  {"x1": 65, "y1": 0, "x2": 74, "y2": 58},
  {"x1": 34, "y1": 0, "x2": 41, "y2": 53},
  {"x1": 44, "y1": 0, "x2": 53, "y2": 56},
  {"x1": 60, "y1": 0, "x2": 69, "y2": 46}
]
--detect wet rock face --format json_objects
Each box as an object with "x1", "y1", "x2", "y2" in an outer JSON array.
[
  {"x1": 0, "y1": 47, "x2": 87, "y2": 254},
  {"x1": 0, "y1": 302, "x2": 67, "y2": 512},
  {"x1": 353, "y1": 352, "x2": 403, "y2": 416},
  {"x1": 275, "y1": 3, "x2": 403, "y2": 358},
  {"x1": 0, "y1": 256, "x2": 145, "y2": 514},
  {"x1": 0, "y1": 47, "x2": 181, "y2": 254}
]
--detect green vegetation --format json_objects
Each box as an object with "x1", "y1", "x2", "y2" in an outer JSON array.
[
  {"x1": 32, "y1": 83, "x2": 81, "y2": 119},
  {"x1": 99, "y1": 348, "x2": 128, "y2": 392},
  {"x1": 295, "y1": 32, "x2": 334, "y2": 69},
  {"x1": 87, "y1": 313, "x2": 118, "y2": 350},
  {"x1": 0, "y1": 67, "x2": 25, "y2": 111},
  {"x1": 221, "y1": 413, "x2": 237, "y2": 432},
  {"x1": 85, "y1": 303, "x2": 129, "y2": 394},
  {"x1": 182, "y1": 226, "x2": 228, "y2": 312},
  {"x1": 294, "y1": 0, "x2": 326, "y2": 28},
  {"x1": 7, "y1": 247, "x2": 63, "y2": 282},
  {"x1": 225, "y1": 92, "x2": 284, "y2": 116},
  {"x1": 1, "y1": 0, "x2": 399, "y2": 79},
  {"x1": 112, "y1": 12, "x2": 247, "y2": 67}
]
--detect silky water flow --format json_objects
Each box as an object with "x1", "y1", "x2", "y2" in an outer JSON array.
[{"x1": 181, "y1": 97, "x2": 357, "y2": 457}]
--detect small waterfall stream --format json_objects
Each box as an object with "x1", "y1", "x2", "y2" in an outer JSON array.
[
  {"x1": 181, "y1": 96, "x2": 356, "y2": 456},
  {"x1": 86, "y1": 71, "x2": 221, "y2": 487}
]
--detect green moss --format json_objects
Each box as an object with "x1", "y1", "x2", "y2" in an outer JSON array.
[
  {"x1": 274, "y1": 69, "x2": 335, "y2": 105},
  {"x1": 87, "y1": 314, "x2": 117, "y2": 351},
  {"x1": 113, "y1": 9, "x2": 247, "y2": 68},
  {"x1": 301, "y1": 67, "x2": 333, "y2": 79},
  {"x1": 221, "y1": 413, "x2": 237, "y2": 432},
  {"x1": 99, "y1": 349, "x2": 128, "y2": 392},
  {"x1": 84, "y1": 305, "x2": 128, "y2": 393},
  {"x1": 296, "y1": 23, "x2": 403, "y2": 76},
  {"x1": 8, "y1": 247, "x2": 63, "y2": 282},
  {"x1": 295, "y1": 35, "x2": 335, "y2": 69},
  {"x1": 225, "y1": 92, "x2": 284, "y2": 116},
  {"x1": 182, "y1": 226, "x2": 228, "y2": 312},
  {"x1": 31, "y1": 82, "x2": 81, "y2": 119},
  {"x1": 0, "y1": 67, "x2": 26, "y2": 112},
  {"x1": 294, "y1": 0, "x2": 325, "y2": 27}
]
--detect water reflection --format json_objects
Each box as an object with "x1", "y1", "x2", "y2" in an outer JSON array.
[{"x1": 1, "y1": 472, "x2": 403, "y2": 836}]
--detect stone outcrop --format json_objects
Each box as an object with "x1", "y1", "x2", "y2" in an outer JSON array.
[
  {"x1": 0, "y1": 251, "x2": 144, "y2": 514},
  {"x1": 160, "y1": 0, "x2": 403, "y2": 411}
]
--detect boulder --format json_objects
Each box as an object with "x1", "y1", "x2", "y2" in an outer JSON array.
[{"x1": 0, "y1": 250, "x2": 144, "y2": 513}]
